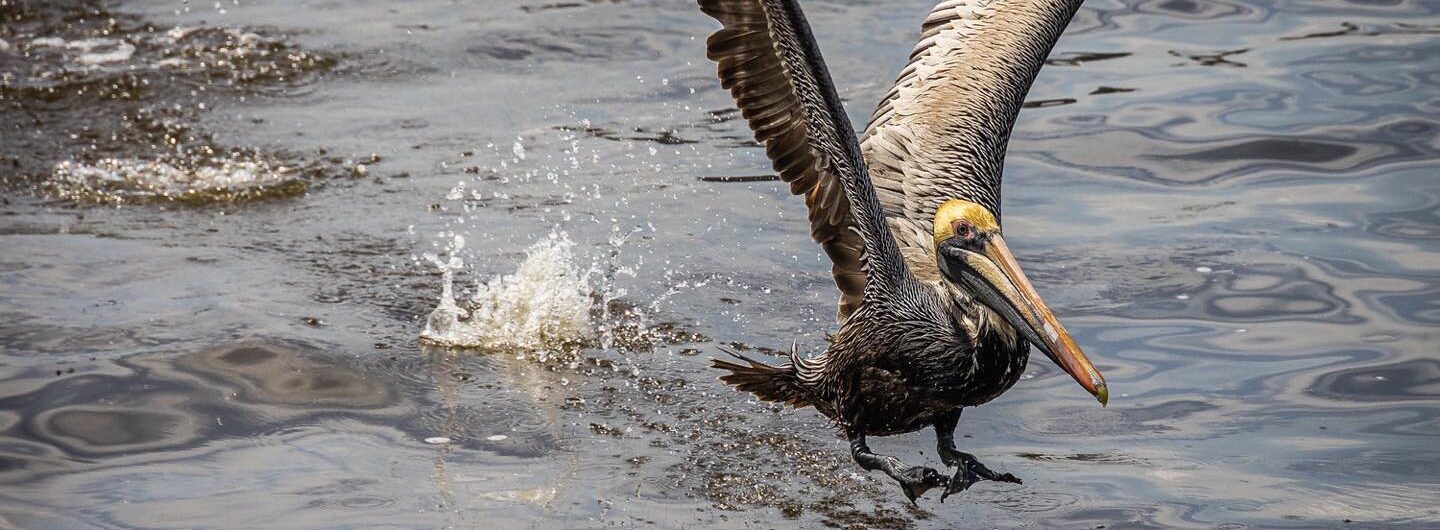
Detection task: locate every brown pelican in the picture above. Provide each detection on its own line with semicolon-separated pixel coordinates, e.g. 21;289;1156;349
700;0;1109;503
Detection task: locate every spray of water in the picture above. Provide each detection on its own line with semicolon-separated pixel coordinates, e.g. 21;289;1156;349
419;233;593;361
415;111;716;365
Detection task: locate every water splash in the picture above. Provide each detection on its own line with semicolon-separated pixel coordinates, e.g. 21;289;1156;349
419;233;593;360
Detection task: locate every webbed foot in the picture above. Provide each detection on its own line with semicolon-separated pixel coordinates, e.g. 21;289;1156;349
896;465;949;504
851;436;950;504
939;453;1022;502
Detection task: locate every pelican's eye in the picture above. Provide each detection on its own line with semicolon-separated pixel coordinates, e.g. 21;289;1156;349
953;219;975;242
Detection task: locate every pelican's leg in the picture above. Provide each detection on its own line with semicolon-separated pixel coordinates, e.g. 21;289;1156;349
934;409;1021;502
850;433;948;504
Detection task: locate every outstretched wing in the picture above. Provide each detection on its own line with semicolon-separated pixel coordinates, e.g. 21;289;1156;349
700;0;909;321
862;0;1085;280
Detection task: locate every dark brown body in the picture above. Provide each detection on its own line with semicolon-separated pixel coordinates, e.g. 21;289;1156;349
717;293;1031;437
841;336;1030;437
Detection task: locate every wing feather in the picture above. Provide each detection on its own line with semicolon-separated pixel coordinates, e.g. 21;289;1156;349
700;0;909;321
861;0;1084;281
698;0;1082;312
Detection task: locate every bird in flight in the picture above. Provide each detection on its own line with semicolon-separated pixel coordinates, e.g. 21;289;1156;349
699;0;1109;503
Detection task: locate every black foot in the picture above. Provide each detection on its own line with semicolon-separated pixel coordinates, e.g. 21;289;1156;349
851;436;950;504
896;465;949;504
939;455;1022;502
932;410;1021;502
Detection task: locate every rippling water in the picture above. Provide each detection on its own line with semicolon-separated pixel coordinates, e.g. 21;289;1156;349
2;0;1438;528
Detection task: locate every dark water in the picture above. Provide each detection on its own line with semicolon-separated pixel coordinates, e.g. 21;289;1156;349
3;0;1439;528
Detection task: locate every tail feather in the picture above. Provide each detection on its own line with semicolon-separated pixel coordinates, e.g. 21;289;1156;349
711;347;813;409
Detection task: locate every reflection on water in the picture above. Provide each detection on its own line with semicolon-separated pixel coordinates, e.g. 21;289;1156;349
2;0;1440;528
1310;359;1440;403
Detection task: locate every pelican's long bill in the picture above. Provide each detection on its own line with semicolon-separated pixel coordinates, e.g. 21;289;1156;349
938;236;1109;405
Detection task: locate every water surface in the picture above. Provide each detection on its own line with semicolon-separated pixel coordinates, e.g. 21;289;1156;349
2;0;1439;528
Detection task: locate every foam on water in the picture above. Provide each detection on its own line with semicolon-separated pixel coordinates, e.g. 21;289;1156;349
419;233;593;360
26;37;138;66
49;157;305;204
154;26;334;84
10;26;332;89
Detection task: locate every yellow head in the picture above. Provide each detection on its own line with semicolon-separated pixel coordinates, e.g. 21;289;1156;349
932;199;1000;248
930;198;1109;406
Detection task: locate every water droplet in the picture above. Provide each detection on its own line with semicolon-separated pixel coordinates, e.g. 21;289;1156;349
419;234;591;354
